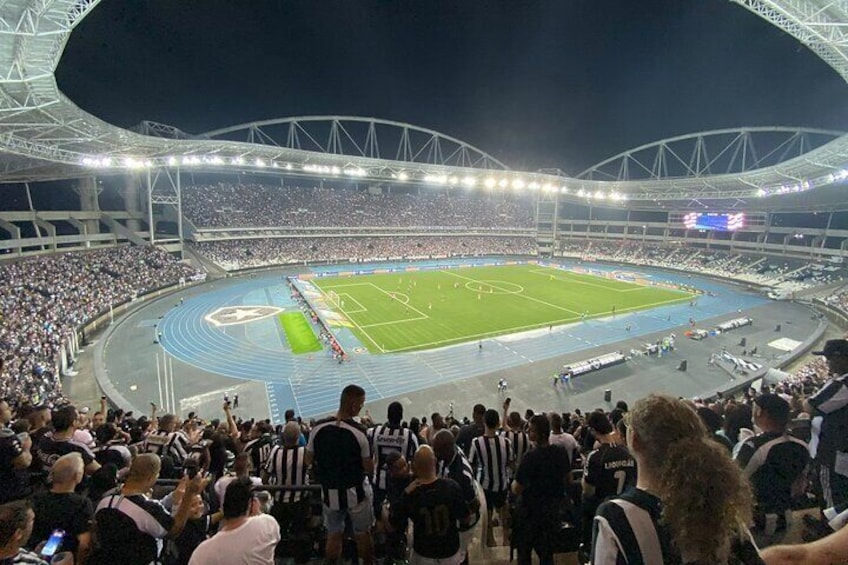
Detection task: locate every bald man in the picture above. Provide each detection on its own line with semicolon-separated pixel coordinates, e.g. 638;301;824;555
394;445;469;565
30;453;93;564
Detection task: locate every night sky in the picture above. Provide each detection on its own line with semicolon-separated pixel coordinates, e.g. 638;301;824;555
56;0;848;174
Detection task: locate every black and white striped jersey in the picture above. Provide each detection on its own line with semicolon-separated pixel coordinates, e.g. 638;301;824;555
142;429;190;465
244;434;278;476
367;424;420;490
502;429;531;474
469;434;512;493
307;417;371;510
592;488;762;565
264;444;310;503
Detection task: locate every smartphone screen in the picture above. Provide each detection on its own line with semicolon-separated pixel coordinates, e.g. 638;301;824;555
40;529;64;557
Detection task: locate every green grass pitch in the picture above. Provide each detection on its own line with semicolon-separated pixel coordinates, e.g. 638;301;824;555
278;312;323;354
313;264;694;353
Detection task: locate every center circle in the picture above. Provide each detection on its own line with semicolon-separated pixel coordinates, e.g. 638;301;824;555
463;280;524;295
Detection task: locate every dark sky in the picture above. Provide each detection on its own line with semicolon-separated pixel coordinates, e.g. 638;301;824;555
56;0;848;174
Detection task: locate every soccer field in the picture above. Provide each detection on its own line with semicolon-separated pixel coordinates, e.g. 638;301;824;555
313;264;694;353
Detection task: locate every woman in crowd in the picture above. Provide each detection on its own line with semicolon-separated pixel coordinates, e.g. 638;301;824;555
592;394;762;565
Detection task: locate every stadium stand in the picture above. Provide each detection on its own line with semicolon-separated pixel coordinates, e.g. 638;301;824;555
1;349;845;564
0;246;203;407
182;183;535;229
192;236;536;270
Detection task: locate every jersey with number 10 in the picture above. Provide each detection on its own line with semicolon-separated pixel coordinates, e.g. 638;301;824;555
583;443;637;500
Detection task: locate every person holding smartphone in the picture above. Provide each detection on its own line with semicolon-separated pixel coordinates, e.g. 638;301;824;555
29;453;93;564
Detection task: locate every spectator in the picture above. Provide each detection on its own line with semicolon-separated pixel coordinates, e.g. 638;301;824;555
0;427;32;504
580;411;636;553
263;422;311;562
548;411;580;467
512;414;570;565
469;408;512;547
592;394;759;564
29;453;93;563
805;339;848;509
89;454;204;565
188;477;281;565
432;429;480;558
0;500;48;565
734;394;809;533
394;445;469;565
243;421;277;478
143;413;191;472
305;385;374;565
501;400;531;475
456;404;486;457
37;405;100;478
213;453;263;511
367;401;419;522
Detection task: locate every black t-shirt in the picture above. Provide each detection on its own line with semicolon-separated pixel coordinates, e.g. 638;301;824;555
455;423;484;457
583;443;637;503
37;433;96;474
397;479;467;559
0;430;30;503
515;444;569;513
734;431;810;513
29;491;94;555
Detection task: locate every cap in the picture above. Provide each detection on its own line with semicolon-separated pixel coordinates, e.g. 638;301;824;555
754;393;790;426
812;339;848;358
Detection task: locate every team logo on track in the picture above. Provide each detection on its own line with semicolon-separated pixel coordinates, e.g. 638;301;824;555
205;306;284;327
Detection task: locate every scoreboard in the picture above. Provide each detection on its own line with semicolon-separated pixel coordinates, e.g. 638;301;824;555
681;212;746;232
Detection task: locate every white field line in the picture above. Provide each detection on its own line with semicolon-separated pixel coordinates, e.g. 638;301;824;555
443;269;583;316
383;293;692;353
338;293;368;314
528;267;647;293
316;286;386;353
360;316;428;328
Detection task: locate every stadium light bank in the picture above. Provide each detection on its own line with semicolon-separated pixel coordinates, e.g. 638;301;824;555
79;152;846;201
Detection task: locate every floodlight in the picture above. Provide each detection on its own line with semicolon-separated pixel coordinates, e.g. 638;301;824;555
512;179;525;190
462;176;476;186
595;191;606;199
528;181;539;190
484;178;496;188
498;178;508;188
560;186;568;193
449;176;459;185
398;171;409;181
255;158;266;167
167;156;178;166
542;183;553;192
285;163;293;170
577;189;585;197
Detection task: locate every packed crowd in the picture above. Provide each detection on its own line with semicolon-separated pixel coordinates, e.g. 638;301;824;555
183;183;535;229
824;287;848;315
2;339;848;565
559;240;847;292
0;247;202;408
192;236;536;270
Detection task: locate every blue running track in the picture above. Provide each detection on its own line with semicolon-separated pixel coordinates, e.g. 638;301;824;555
158;261;768;419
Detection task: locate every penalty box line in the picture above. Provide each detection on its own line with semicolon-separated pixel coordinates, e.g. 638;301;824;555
316;287;386;353
336;293;368;314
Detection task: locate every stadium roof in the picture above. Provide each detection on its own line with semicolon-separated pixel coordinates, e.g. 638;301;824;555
0;0;847;203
